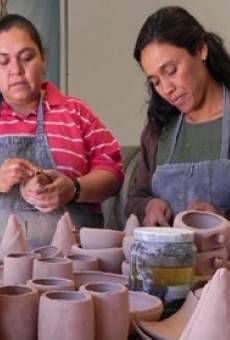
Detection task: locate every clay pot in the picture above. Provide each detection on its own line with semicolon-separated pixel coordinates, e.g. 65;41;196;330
122;236;133;261
32;245;62;258
27;277;75;295
67;253;98;272
80;227;124;249
71;245;125;273
0;214;29;260
129;291;163;334
136;291;198;340
3;252;40;285
51;212;76;256
33;256;74;280
121;260;130;276
124;214;140;236
38;290;94;340
74;271;128;289
173;210;230;251
0;285;39;340
195;247;228;275
80;282;129;340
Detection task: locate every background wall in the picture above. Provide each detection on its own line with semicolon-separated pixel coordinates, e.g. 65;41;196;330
62;0;230;146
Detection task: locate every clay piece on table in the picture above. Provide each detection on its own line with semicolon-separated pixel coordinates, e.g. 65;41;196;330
68;253;98;272
33;256;74;280
195;246;228;275
180;268;230;340
173;210;230;252
27;277;75;295
32;245;63;258
137;291;198;340
121;260;130;276
80;227;124;249
74;270;128;289
122;236;134;262
51;212;76;256
124;214;140;236
0;214;29;261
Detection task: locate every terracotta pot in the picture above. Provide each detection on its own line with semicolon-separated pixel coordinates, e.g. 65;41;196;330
0;214;29;260
74;271;128;289
121;260;130;276
3;252;40;285
32;245;62;258
51;212;76;256
0;285;39;340
129;291;163;334
80;227;124;249
80;282;129;340
33;256;74;280
173;210;230;251
67;253;98;272
195;247;228;275
27;277;75;295
38;290;94;340
71;245;125;273
122;236;133;261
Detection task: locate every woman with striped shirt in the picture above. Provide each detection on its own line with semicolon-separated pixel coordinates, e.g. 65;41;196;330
0;14;123;247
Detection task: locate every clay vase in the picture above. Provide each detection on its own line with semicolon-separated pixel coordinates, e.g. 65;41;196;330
27;277;75;295
33;256;74;280
38;290;95;340
71;244;125;273
0;214;29;260
0;285;39;340
195;247;228;275
68;253;98;272
3;252;40;285
80;227;124;249
124;214;140;236
51;212;76;256
80;282;129;340
32;245;63;258
173;210;230;252
74;271;129;289
122;236;134;262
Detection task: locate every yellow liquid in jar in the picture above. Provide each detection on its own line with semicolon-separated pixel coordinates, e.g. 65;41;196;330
150;266;194;286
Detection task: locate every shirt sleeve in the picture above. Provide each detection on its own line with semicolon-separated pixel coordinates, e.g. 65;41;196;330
126;125;158;224
78;102;124;185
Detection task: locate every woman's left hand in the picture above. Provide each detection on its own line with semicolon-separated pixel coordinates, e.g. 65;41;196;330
187;200;222;215
23;169;75;212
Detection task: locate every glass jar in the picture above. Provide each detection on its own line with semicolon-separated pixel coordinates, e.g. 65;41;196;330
129;227;196;308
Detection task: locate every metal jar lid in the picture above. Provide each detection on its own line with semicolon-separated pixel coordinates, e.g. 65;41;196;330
134;227;194;243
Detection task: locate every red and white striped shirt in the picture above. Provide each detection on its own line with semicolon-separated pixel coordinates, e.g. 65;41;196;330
0;81;124;183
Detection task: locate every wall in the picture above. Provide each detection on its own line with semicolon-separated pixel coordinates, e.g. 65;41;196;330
62;0;230;145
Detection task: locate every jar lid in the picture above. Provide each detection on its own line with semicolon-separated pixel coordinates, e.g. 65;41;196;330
134;227;194;243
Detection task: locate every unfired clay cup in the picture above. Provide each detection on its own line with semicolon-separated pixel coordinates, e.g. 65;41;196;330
3;252;40;285
80;282;129;340
67;253;98;272
32;245;63;258
27;277;75;295
33;256;74;280
80;227;124;249
38;290;94;340
173;210;230;252
74;271;128;289
0;285;39;340
71;245;125;273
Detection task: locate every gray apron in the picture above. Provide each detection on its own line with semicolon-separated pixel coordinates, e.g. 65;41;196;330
0;96;103;248
151;86;230;217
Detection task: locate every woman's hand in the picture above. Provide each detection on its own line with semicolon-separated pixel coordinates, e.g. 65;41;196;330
143;198;172;226
0;158;36;193
22;169;75;212
187;200;222;215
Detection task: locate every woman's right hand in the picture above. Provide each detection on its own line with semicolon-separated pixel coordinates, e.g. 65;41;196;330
0;158;36;193
143;198;172;226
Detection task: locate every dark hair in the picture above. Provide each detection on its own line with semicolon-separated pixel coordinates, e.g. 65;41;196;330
0;14;43;55
134;6;230;134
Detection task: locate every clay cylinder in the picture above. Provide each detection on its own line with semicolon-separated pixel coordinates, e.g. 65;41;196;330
80;227;124;249
27;277;75;295
38;290;94;340
173;210;230;252
33;257;74;280
3;252;40;285
80;282;129;340
0;285;39;340
67;254;98;272
32;245;62;258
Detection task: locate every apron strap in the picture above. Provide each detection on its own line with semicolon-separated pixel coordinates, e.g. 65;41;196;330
220;86;230;159
36;93;44;136
166;113;184;164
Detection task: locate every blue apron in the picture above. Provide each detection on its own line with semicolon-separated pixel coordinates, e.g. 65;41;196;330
151;86;230;216
0;96;103;248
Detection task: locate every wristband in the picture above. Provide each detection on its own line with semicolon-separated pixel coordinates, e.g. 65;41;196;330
71;179;81;202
